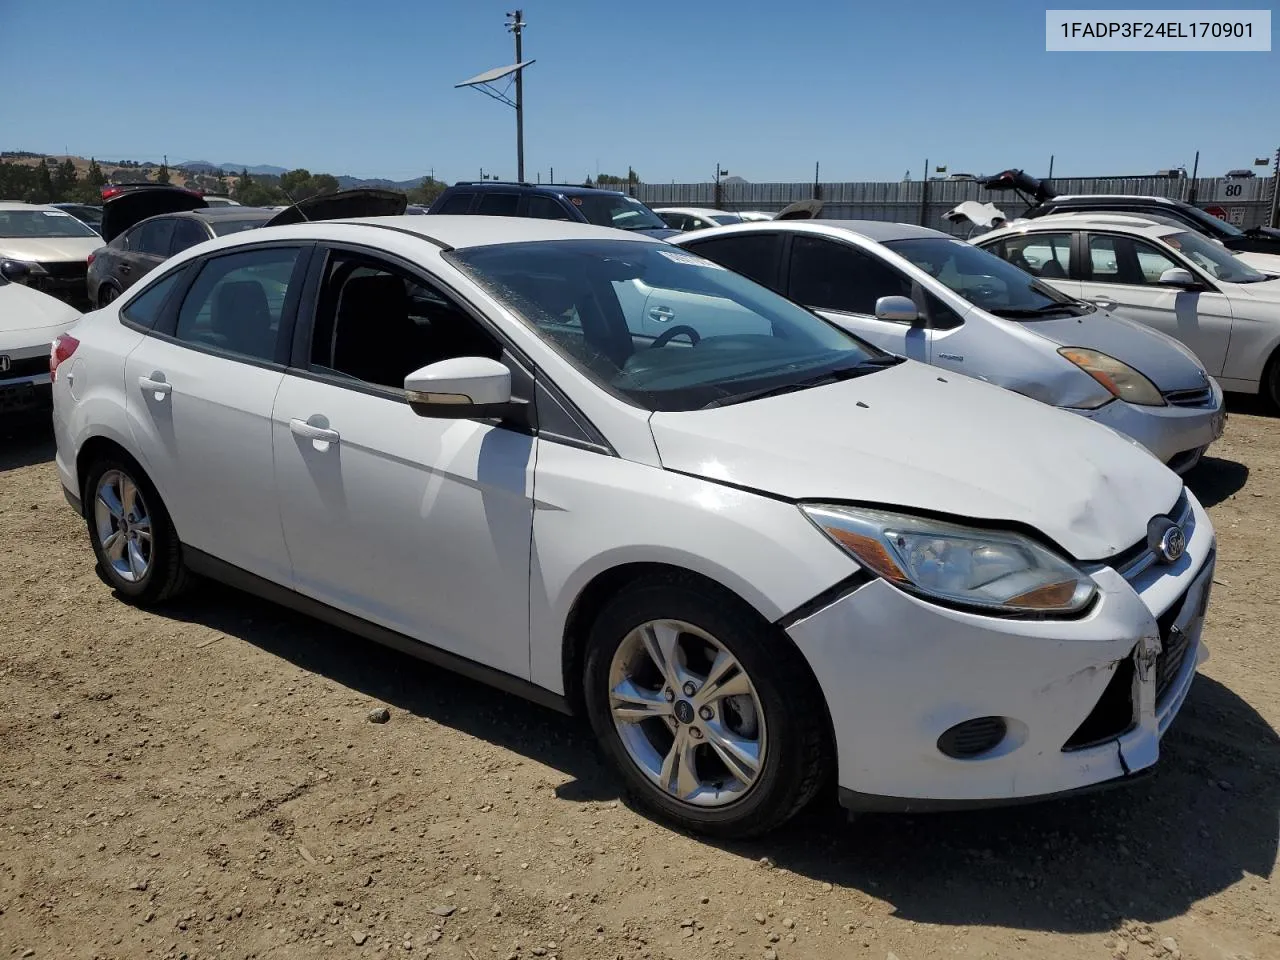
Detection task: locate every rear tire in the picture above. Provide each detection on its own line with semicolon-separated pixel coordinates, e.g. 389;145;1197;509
582;573;831;839
1264;350;1280;413
83;455;188;606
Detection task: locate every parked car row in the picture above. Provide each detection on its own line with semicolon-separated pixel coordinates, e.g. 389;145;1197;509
44;206;1217;838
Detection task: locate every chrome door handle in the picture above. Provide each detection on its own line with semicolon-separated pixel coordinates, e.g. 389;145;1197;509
290;418;340;444
138;375;171;397
648;305;674;322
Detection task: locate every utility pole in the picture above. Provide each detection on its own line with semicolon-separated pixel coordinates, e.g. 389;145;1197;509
1270;147;1280;229
715;163;728;209
1188;150;1200;203
920;157;929;226
813;160;820;200
507;10;526;182
1048;155;1054;180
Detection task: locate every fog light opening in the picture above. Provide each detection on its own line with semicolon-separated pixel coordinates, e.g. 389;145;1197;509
937;716;1009;759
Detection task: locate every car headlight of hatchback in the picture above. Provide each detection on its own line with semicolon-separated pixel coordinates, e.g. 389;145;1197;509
1059;347;1165;407
801;504;1097;615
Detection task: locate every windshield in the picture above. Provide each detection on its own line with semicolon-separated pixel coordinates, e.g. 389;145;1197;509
1164;230;1266;283
0;209;100;239
447;239;889;411
210;218;269;237
571;194;668;231
711;213;743;225
1182;205;1243;237
885;236;1079;318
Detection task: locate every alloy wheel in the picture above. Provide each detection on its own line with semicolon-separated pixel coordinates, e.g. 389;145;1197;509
94;469;153;583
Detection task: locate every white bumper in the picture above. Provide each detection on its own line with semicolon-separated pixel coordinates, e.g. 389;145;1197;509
785;491;1216;810
1077;380;1225;474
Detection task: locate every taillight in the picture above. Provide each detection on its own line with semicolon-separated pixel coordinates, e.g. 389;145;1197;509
86;251;96;266
50;334;79;381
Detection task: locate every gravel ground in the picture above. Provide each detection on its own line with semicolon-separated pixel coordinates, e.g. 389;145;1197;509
1;402;1277;960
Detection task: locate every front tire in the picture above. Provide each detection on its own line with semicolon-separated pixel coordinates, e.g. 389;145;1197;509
1264;350;1280;413
582;574;831;839
83;456;188;605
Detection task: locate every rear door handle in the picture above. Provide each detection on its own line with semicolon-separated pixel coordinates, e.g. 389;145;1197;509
138;375;171;397
119;264;132;275
648;305;674;322
290;418;341;445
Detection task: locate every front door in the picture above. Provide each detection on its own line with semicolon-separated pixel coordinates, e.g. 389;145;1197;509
1076;232;1233;375
271;248;535;678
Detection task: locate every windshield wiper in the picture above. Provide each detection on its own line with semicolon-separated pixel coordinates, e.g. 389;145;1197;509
988;303;1077;318
701;356;903;409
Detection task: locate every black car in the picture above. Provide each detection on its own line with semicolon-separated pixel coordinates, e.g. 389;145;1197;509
86;185;407;305
980;168;1280;257
427;181;679;238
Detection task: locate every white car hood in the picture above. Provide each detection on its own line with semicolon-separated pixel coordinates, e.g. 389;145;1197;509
0;281;82;349
0;236;100;262
1233;251;1280;276
648;360;1182;561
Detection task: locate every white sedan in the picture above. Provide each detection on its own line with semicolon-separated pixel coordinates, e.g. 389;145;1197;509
1;265;81;416
975;214;1280;407
654;207;745;231
52;215;1214;836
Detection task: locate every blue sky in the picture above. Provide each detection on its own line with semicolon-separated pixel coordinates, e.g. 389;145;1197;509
1;0;1274;183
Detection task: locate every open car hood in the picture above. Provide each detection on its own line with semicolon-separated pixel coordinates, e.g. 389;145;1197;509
943;200;1010;230
264;188;408;227
101;186;207;243
979;169;1058;203
776;199;823;220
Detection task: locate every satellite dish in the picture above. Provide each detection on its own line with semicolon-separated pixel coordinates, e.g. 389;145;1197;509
775;199;823;220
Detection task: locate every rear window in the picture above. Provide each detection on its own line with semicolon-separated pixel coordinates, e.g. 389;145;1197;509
476;193;521;217
435;193;474;215
209;218;268;237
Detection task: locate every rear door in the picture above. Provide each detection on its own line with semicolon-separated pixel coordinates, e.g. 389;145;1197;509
169;217;212;256
124;243;310;582
118;217;177;290
1076;231;1232;374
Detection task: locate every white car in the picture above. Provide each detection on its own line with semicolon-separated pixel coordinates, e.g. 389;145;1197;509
0;201;102;306
1;269;81;415
736;211;775;222
974;214;1280;408
655;207;745;231
673;220;1225;473
52;215;1215;836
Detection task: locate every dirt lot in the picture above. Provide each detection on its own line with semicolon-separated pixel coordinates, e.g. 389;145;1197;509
1;403;1277;960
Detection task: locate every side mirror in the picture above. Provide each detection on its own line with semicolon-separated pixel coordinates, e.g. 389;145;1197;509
404;356;520;420
1158;267;1199;289
875;295;921;325
0;259;31;282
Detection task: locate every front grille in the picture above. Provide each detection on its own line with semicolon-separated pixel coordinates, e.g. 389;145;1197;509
1153;577;1201;705
1163;386;1214;407
1;355;50;380
37;260;89;281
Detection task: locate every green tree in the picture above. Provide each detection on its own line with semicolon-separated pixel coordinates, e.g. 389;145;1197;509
85;157;106;190
35;162;55;202
156;162;171;184
53;159;79;200
406;177;447;205
310;173;339;195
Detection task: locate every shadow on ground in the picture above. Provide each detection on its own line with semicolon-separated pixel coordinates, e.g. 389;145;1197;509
1184;454;1249;508
156;580;1278;935
0;416;55;473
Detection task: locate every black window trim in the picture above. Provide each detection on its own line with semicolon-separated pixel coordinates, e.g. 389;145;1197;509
167;215;214;256
285;240;615;454
134;240;316;372
787;233;935;328
117;262;194;333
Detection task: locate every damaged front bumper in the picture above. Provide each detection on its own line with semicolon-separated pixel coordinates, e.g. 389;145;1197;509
784;491;1216;812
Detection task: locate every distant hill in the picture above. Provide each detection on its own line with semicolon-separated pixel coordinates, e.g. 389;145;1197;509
175;160;290;176
335;174;430;191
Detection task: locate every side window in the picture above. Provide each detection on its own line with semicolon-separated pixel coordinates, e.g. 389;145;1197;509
135;218;176;256
657;212;689;230
476;193;521;217
435;192;474;215
1086;235;1147;284
526;196;571;220
1004;232;1072;279
681;234;783;291
1131;238;1181;283
119;267;188;330
309;253;503;391
788;235;911;317
174;247;304;361
170;218;210;254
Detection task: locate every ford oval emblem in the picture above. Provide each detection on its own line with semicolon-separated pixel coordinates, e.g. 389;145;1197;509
1158;524;1186;563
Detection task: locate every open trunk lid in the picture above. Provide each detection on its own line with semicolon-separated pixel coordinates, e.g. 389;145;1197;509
264;188;408;227
100;185;207;243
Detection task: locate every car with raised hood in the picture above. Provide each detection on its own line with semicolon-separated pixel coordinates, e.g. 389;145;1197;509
0;202;102;307
975;213;1280;409
980;168;1280;268
0;265;80;416
86;184;407;305
52;215;1215;837
673;220;1224;474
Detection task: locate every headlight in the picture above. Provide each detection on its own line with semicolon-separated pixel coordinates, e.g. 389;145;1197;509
801;504;1097;615
1059;347;1165;407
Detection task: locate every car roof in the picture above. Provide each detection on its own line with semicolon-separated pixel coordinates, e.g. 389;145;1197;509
682;219;952;242
0;201;51;211
450;181;629;198
188;207;276;222
983;213;1182;241
655;207;734;216
195;214;659;252
1046;194;1182;206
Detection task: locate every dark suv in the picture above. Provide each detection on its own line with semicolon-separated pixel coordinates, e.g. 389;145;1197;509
981;168;1280;256
427;182;678;238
